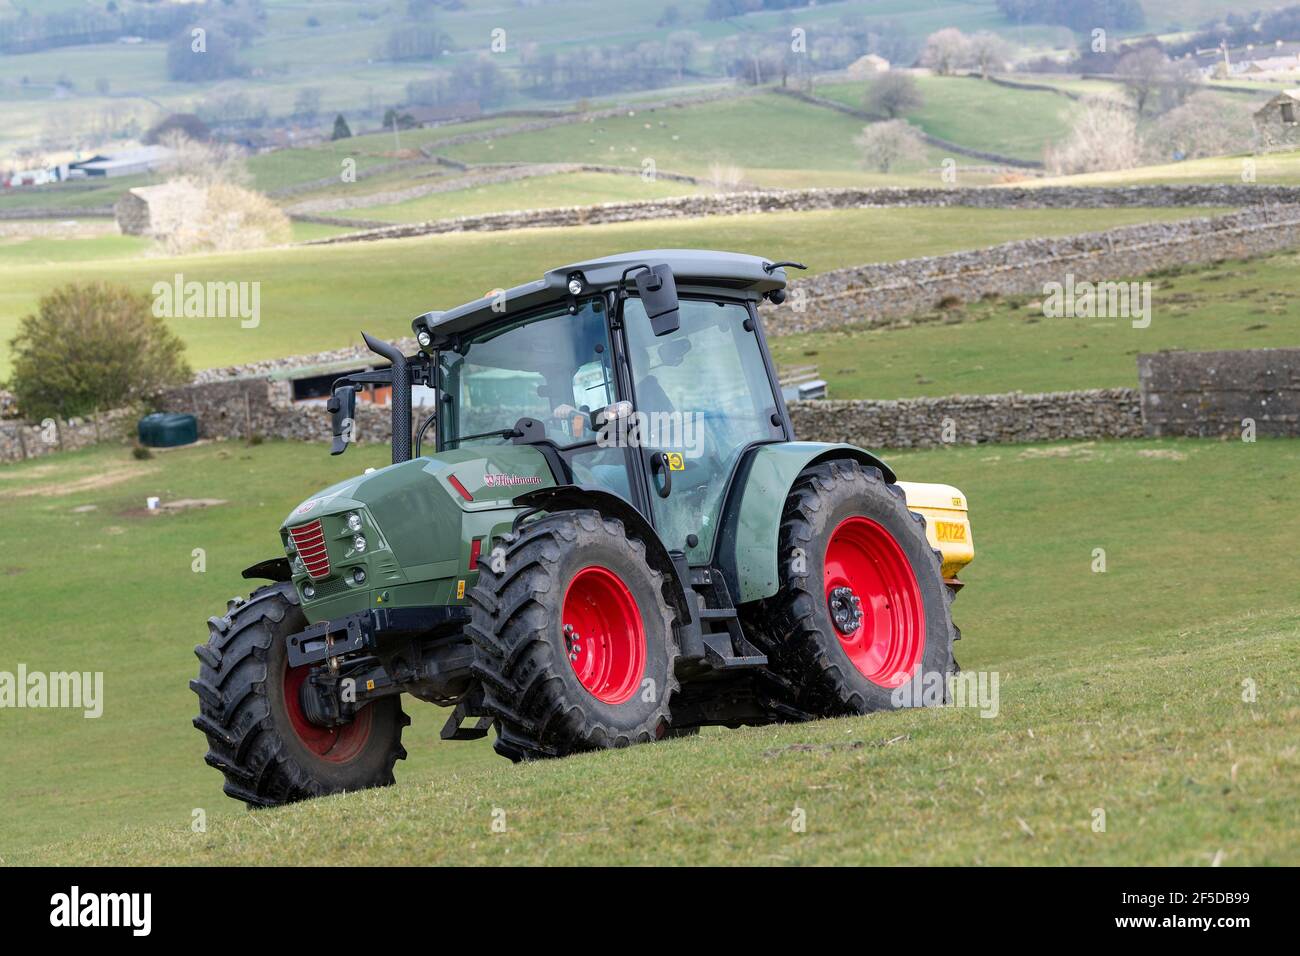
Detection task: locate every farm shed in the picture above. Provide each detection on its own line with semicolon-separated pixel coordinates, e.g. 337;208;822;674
1253;90;1300;151
113;180;203;238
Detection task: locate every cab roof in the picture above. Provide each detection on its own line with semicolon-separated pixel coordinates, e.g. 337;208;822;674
412;249;791;342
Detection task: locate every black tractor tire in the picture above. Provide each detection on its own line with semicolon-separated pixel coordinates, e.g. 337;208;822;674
746;458;957;717
467;510;681;762
190;582;409;808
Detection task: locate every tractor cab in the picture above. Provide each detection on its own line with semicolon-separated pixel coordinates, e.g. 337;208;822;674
193;250;975;806
419;251;796;568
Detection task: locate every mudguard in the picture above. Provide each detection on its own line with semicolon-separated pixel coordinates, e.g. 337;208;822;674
717;442;895;604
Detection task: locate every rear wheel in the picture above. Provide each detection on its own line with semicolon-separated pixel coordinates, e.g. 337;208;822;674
467;510;681;762
191;582;408;807
748;459;956;716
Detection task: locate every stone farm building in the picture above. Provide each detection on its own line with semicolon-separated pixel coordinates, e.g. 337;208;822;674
113;180;202;238
1253;89;1300;151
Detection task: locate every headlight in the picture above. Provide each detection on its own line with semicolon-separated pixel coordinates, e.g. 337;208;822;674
351;568;367;585
353;535;367;553
303;584;316;600
293;555;305;574
345;512;362;532
417;330;432;348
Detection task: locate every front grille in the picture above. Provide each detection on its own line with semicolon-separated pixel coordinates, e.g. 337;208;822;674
289;519;330;579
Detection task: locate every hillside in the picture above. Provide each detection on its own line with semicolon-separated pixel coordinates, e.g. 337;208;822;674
4;436;1297;865
0;204;1213;375
815;75;1079;164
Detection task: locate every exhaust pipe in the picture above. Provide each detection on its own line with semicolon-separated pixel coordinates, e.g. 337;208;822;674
362;331;411;465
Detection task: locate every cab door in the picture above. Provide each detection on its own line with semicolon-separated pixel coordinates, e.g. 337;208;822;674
620;296;786;565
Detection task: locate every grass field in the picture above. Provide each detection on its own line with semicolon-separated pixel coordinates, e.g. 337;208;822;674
816;75;1079;164
1036;151;1300;187
0;223;148;264
0;205;1210;375
436;93;956;184
2;434;1295;865
768;252;1300;399
337;170;706;224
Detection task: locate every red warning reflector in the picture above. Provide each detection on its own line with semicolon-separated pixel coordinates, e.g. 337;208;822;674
468;537;482;570
448;474;473;501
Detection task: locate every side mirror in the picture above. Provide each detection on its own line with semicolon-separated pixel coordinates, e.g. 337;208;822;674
327;385;357;456
635;264;680;336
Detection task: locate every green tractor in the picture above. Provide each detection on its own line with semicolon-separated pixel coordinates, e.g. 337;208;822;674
192;250;975;807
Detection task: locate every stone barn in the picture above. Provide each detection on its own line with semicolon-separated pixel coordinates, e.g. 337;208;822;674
1253;89;1300;151
113;181;202;238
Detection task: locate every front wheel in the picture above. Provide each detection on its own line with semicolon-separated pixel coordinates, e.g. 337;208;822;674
467;510;681;762
190;582;409;807
748;459;957;716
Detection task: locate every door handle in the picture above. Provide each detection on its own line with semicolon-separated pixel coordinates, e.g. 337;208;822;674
649;450;672;498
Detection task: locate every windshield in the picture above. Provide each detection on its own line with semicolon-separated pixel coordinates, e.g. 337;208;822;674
437;298;615;450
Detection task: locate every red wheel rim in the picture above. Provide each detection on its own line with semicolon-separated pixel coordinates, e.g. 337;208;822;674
823;516;925;688
283;663;374;763
561;565;647;705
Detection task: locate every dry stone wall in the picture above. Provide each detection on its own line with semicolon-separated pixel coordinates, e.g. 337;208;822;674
788;389;1143;448
761;205;1300;334
303;184;1300;246
0;409;134;463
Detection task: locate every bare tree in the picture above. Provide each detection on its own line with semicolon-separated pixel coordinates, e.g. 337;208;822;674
1147;92;1253;162
158;131;251;187
920;28;971;75
1044;97;1140;175
968;31;1011;78
707;162;747;192
865;72;923;118
666;31;699;83
1116;46;1172;116
161;181;291;255
855;119;928;172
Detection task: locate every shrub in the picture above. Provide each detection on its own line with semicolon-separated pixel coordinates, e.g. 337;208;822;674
1044;96;1140;175
707;162;746;192
4;283;192;421
159;179;291;255
855;119;928;172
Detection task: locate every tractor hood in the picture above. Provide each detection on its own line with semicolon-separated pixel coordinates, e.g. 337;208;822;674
280;445;556;619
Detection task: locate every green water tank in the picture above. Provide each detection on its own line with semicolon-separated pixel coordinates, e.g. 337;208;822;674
138;412;198;448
